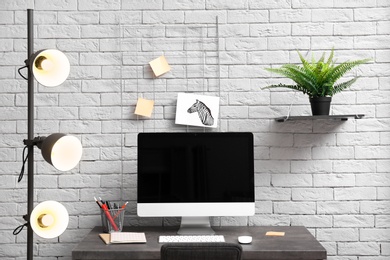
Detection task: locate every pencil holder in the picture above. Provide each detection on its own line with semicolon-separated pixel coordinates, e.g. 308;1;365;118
101;208;125;233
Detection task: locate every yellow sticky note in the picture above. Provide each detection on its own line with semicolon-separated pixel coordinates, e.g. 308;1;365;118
134;98;154;117
266;231;285;236
149;56;171;77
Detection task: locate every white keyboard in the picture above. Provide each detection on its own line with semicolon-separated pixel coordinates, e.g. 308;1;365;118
159;235;225;243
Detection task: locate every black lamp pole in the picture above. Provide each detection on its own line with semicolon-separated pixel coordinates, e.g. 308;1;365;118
26;8;35;260
18;9;76;259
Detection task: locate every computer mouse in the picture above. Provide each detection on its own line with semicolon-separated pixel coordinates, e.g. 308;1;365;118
238;235;252;244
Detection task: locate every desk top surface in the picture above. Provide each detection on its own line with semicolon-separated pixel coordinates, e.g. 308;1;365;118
72;226;326;260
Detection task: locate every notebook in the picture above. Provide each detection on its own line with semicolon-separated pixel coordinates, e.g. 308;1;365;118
99;233;111;244
265;231;285;236
101;232;147;244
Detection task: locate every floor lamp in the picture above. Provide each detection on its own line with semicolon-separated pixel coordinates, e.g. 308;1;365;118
13;9;82;260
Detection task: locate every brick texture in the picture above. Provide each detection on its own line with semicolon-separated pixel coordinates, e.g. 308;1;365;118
0;0;389;259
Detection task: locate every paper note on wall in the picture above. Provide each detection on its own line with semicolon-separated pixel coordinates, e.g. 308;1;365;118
149;56;171;77
134;98;154;117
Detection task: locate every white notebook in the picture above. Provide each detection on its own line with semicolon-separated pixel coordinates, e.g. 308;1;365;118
110;232;147;244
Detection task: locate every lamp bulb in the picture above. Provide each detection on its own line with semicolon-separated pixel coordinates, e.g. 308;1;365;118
38;214;55;228
40;58;54;71
34;56;53;71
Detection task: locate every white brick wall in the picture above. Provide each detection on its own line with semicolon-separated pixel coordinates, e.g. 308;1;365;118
1;0;389;259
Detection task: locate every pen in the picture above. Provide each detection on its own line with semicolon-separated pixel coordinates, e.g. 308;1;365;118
113;201;128;220
94;196;102;208
94;197;119;231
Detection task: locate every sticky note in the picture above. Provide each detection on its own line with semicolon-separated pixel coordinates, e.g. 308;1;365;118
149;56;171;77
134;98;154;117
265;231;285;236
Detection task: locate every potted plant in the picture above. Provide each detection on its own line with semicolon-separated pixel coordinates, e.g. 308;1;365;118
263;49;370;115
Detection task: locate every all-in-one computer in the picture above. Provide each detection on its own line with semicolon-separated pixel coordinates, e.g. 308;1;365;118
137;132;255;235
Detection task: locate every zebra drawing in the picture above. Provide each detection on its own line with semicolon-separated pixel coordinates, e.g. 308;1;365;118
187;99;214;126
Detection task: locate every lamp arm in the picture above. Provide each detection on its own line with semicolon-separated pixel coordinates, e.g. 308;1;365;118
18;137;47;183
23;136;46;149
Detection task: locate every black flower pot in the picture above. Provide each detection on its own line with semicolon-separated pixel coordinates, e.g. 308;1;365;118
309;97;332;115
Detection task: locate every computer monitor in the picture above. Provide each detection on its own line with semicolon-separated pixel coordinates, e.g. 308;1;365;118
137;132;255;235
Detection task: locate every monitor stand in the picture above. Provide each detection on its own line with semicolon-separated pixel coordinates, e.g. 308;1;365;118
177;217;215;235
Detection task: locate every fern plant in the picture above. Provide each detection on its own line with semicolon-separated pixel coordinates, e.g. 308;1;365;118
264;50;370;98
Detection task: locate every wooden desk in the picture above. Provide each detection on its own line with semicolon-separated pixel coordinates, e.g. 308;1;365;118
72;226;326;260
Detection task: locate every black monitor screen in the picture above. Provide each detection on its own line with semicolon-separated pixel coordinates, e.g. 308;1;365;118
137;132;255;203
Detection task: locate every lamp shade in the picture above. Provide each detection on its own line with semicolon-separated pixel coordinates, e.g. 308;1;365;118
30;201;69;239
40;133;82;171
31;49;70;87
